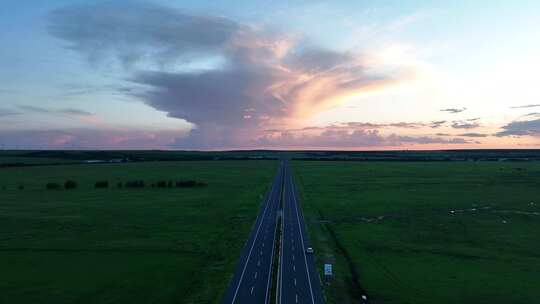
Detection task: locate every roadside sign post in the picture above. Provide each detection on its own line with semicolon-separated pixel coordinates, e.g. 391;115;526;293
324;264;333;283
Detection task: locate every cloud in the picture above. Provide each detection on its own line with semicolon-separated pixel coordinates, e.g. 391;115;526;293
457;132;488;138
496;119;540;137
58;108;94;116
451;121;480;129
0;128;186;149
440;107;467;114
50;2;411;149
510;104;540;109
430;120;446;128
18;105;93;116
0;109;20;116
265;121;436;134
255;128;471;148
49;2;240;67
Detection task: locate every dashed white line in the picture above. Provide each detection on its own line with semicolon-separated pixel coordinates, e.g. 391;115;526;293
293;265;296;272
254;272;258;279
295;294;298;303
294;278;297;286
250;286;254;295
257;260;261;266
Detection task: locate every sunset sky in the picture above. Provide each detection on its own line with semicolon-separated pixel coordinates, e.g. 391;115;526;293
1;0;540;149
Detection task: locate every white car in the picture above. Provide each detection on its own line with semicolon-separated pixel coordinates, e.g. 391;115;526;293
306;247;314;254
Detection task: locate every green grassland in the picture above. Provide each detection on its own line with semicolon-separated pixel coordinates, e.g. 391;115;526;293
0;160;277;304
294;161;540;304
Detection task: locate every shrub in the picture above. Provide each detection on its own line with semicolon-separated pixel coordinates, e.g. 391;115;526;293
156;180;167;188
117;182;123;188
125;180;145;188
18;184;24;190
175;180;206;188
64;180;77;189
95;181;109;188
168;180;173;188
46;182;62;190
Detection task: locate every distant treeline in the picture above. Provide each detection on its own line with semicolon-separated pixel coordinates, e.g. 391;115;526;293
3;149;540;166
292;157;537;162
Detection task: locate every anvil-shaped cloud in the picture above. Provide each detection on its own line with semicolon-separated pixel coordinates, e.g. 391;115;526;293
50;2;409;149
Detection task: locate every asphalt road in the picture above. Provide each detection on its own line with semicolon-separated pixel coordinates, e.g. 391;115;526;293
221;162;284;304
279;161;325;304
222;161;325;304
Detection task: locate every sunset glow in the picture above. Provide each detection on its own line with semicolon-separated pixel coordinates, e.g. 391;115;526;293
1;0;539;149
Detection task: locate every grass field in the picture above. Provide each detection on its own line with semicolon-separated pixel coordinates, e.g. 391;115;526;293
0;160;277;304
294;161;540;304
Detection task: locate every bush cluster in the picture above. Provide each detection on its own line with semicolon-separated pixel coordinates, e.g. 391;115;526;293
95;181;109;189
176;180;207;188
125;180;145;188
64;180;77;189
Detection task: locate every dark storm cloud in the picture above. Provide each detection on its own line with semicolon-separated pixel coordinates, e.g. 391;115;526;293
49;2;409;149
440;107;467;114
496;119;540;137
49;2;240;67
510;104;540;109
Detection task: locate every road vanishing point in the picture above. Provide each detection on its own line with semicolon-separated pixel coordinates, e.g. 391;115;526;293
221;160;325;304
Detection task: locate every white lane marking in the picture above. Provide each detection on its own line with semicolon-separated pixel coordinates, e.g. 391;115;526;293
292;255;295;261
230;168;280;304
258;260;261;266
254;271;258;279
294;278;297;286
291;176;316;304
260;250;263;256
296;294;298;303
262;243;265;247
293;265;296;272
251;286;254;295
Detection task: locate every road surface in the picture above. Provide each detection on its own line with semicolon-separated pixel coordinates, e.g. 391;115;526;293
222;160;326;304
221;162;284;304
279;161;325;304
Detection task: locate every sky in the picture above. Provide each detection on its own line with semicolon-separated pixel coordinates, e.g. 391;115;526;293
1;0;540;150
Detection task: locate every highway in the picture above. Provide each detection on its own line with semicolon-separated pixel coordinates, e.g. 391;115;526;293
279;161;325;304
222;160;325;304
221;162;284;304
